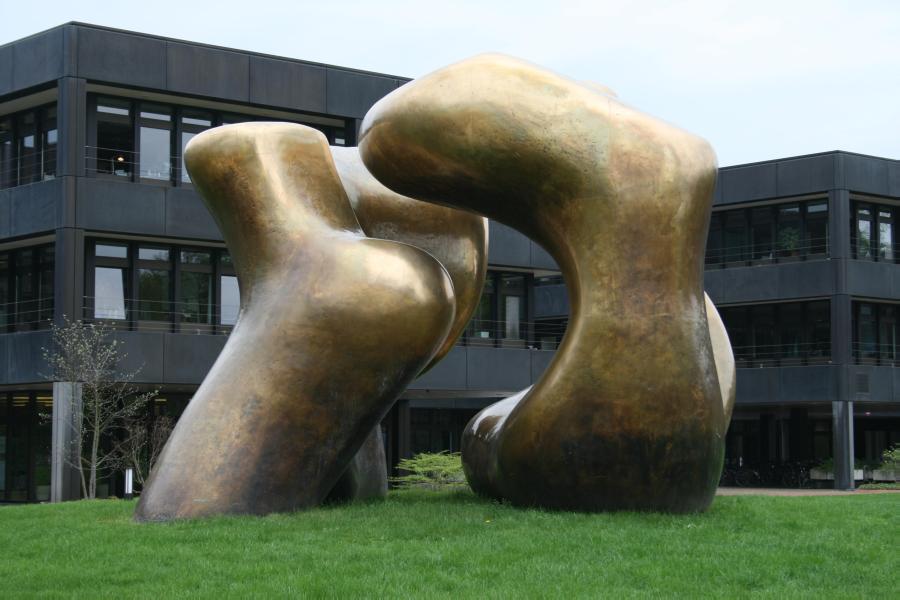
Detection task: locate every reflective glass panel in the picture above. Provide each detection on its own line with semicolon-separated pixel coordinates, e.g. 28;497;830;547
878;208;893;261
180;271;212;324
857;303;877;361
220;275;239;325
751;208;773;261
96;244;128;259
17;112;38;185
806;201;828;255
180;250;211;265
857;207;873;259
776;204;801;258
0;118;14;189
137;269;170;321
139;126;171;180
139;247;170;262
96;98;133;177
879;305;897;363
94;267;126;319
42;105;57;180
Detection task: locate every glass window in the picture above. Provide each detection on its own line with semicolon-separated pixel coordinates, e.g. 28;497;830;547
38;246;54;324
776;204;801;258
1;117;15;189
16;112;38;185
0;254;8;327
220;275;239;326
706;213;722;266
751;305;776;362
96;243;128;259
751;208;773;261
137;269;170;321
723;212;746;263
778;303;803;360
138;247;170;262
857;303;877;362
180;110;213;183
856;206;873;259
877;208;893;261
14;249;35;328
42;106;57;181
499;274;525;344
466;276;495;343
806;301;830;361
180;271;212;324
139;105;172;181
721;307;749;364
94;267;126;319
95;97;134;178
180;250;210;265
879;305;897;364
806;201;828;255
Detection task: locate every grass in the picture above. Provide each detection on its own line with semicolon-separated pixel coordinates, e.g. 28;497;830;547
0;490;896;598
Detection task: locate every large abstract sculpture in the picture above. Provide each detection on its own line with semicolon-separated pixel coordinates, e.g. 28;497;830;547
135;126;488;520
134;124;459;520
359;54;736;512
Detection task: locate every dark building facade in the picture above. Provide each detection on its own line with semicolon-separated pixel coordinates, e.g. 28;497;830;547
0;23;897;502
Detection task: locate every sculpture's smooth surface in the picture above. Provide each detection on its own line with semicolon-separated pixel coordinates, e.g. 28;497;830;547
328;147;488;502
135;123;454;520
360;54;733;512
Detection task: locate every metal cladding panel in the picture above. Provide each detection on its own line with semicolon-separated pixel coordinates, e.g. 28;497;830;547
487;221;531;267
851;365;894;403
466;346;531;391
0;189;11;238
530;350;555;382
843;154;889;196
719;163;777;204
249;56;326;113
11;28;65;91
165;187;221;240
845;260;896;299
76;27;166;89
779;366;837;402
530;241;558;270
735;367;778;404
6;331;51;384
9;179;63;237
0;43;12;95
888;161;900;197
410;345;467;390
76;178;166;235
775;154;835;197
325;69;398;118
166;42;250;102
111;331;165;383
534;284;569;318
163;333;225;384
704;260;833;305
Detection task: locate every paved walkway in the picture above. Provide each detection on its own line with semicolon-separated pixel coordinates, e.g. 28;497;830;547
717;487;900;496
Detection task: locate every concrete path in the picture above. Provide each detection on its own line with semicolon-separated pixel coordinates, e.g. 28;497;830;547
717;487;900;496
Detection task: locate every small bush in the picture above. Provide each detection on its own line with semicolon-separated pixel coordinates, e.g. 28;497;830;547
391;452;468;490
858;482;900;490
880;444;900;470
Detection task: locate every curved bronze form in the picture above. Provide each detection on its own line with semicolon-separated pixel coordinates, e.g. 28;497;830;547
360;54;733;512
327;147;488;502
135;123;454;520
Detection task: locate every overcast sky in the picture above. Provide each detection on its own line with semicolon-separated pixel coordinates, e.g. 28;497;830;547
3;0;898;166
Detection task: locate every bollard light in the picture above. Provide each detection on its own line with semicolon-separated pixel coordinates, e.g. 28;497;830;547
125;468;134;500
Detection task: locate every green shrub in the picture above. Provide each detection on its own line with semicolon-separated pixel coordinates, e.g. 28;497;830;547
390;451;468;490
880;444;900;470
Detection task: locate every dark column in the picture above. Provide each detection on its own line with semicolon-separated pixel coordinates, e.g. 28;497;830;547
829;187;855;489
57;77;86;178
54;227;84;324
832;400;855;490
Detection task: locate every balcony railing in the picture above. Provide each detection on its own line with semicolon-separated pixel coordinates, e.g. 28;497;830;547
852;342;900;366
705;237;828;269
732;341;831;368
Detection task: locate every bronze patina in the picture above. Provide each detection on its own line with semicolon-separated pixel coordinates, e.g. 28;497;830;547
135;123;456;520
359;54;735;512
328;147;488;502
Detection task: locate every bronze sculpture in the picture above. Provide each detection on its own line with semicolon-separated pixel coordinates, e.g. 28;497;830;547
135;128;487;520
134;123;458;520
359;54;735;512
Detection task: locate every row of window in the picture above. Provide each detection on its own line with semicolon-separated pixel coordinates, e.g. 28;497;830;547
88;95;346;186
852;202;897;262
0;244;54;330
0;393;53;502
854;302;900;365
464;272;529;347
718;301;831;367
0;105;57;190
706;199;828;267
87;240;238;333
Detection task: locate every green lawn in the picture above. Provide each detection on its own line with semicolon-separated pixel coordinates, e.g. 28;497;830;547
0;490;896;598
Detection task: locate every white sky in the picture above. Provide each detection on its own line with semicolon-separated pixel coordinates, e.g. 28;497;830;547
2;0;898;166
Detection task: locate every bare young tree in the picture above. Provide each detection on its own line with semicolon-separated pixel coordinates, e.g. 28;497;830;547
42;317;158;499
114;414;173;488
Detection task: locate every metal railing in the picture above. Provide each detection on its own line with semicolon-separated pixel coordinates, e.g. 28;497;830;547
852;342;900;366
731;341;831;367
705;237;829;268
